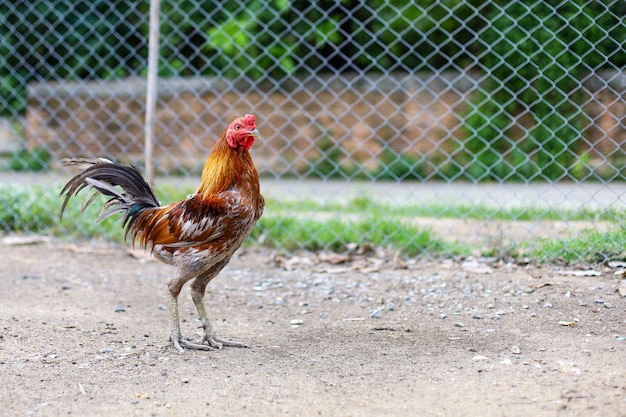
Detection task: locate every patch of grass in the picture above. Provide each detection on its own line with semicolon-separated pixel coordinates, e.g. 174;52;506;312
263;196;619;223
251;215;469;257
0;184;124;241
530;227;626;264
0;185;57;232
1;183;623;264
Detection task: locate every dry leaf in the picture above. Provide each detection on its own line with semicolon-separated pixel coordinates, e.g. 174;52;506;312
2;236;50;246
63;244;114;255
314;266;351;274
272;255;312;271
559;270;601;277
461;261;494;274
318;253;353;265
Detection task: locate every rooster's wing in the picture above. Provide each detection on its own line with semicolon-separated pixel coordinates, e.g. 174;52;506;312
139;192;243;249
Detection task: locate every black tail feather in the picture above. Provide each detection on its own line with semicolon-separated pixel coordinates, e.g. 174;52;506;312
60;159;160;231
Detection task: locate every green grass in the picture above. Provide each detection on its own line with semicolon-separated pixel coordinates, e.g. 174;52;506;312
530;227;626;264
264;195;621;223
250;215;469;257
1;183;624;264
0;184;125;241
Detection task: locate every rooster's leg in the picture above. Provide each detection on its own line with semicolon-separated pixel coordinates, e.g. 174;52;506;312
167;273;213;352
189;278;249;349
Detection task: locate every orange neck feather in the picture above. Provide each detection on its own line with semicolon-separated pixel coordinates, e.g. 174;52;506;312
196;135;256;197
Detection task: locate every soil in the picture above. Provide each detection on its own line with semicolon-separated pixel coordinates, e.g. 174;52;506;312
1;239;625;416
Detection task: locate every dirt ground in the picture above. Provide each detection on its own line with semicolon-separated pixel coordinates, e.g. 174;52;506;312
1;239;625;417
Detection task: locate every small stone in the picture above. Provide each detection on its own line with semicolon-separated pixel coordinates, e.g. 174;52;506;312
114;305;126;313
370;309;382;319
542;303;552;309
439;313;448;319
511;345;521;354
472;314;484;320
472;355;488;361
386;302;396;311
157;304;167;311
99;347;113;353
289;319;304;326
494;310;506;316
454;322;465;328
501;356;512;365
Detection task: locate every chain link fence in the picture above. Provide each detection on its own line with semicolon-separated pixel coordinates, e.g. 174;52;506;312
1;0;625;263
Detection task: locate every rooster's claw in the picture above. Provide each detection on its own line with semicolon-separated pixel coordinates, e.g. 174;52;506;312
171;334;249;352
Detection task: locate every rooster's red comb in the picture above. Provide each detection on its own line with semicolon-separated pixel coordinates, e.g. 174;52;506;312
243;114;256;126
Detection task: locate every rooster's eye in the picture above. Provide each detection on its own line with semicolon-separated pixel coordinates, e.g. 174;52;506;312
235;125;241;130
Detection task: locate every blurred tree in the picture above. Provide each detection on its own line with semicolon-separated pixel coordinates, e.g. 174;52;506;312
461;0;625;182
0;0;147;115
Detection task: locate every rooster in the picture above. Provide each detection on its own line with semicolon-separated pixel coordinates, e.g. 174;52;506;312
60;114;264;352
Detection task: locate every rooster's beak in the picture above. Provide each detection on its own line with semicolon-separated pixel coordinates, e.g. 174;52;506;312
249;128;260;138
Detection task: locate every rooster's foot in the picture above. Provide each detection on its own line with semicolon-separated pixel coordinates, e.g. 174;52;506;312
172;336;213;352
171;333;249;352
195;333;250;350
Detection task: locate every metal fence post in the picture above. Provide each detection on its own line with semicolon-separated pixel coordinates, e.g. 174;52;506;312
144;0;161;185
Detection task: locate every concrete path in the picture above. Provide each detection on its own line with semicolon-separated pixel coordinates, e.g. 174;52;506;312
2;173;626;211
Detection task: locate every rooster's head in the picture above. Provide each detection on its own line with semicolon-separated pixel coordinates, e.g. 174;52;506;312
225;114;260;151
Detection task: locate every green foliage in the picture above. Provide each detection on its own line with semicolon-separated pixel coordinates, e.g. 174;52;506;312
462;0;623;182
9;147;51;172
0;185;56;232
303;138;361;179
202;0;296;79
0;0;147;115
372;150;432;181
